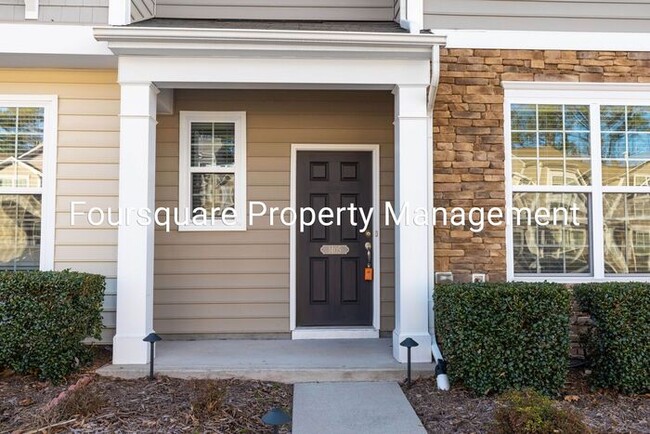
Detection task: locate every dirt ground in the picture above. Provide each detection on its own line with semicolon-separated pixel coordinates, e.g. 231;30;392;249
2;349;648;434
1;348;292;433
403;370;650;434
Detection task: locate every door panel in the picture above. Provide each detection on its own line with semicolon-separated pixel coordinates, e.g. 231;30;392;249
296;151;373;327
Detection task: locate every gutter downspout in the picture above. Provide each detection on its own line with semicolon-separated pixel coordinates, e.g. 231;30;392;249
427;43;450;391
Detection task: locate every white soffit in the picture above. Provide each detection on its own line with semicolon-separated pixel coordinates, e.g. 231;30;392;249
0;24;115;68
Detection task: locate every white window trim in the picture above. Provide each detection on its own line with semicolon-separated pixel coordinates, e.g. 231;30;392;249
503;82;650;283
178;111;247;231
0;95;57;271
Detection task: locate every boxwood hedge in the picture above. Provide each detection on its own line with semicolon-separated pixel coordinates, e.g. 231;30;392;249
0;270;104;383
435;282;571;396
574;282;649;394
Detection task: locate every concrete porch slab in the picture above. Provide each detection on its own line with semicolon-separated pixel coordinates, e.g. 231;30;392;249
97;338;434;383
292;382;426;434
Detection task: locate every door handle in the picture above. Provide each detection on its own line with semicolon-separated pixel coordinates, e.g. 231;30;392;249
364;242;373;281
365;242;372;266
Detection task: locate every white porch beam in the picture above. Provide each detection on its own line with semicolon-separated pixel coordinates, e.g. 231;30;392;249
392;84;432;363
118;56;431;88
113;82;158;365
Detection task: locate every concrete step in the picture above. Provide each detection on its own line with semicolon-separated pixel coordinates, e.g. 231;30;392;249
292;382;426;434
97;338;435;383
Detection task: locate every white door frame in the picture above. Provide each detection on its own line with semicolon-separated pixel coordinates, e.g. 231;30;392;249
290;144;381;339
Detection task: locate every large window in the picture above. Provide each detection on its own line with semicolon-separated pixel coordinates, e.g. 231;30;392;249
0;97;56;271
178;111;247;230
505;84;650;281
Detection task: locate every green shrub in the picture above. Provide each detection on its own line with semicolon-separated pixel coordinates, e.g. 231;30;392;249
436;282;570;396
0;270;105;383
574;282;650;394
491;389;590;434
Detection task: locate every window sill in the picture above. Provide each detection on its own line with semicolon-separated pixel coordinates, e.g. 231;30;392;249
510;275;650;284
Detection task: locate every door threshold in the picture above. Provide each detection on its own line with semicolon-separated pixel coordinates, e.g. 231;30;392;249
292;327;379;340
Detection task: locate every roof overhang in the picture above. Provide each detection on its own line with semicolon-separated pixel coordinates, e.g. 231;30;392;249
93;26;446;59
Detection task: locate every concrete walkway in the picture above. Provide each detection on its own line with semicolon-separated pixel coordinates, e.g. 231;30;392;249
98;338;434;382
292;382;426;434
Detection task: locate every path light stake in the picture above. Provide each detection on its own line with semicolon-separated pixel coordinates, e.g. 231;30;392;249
400;338;419;388
262;407;291;434
143;332;162;380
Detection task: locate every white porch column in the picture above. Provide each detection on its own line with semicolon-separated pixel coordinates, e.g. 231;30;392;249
392;84;433;363
113;83;158;364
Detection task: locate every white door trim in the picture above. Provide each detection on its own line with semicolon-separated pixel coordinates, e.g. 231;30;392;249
290;144;381;339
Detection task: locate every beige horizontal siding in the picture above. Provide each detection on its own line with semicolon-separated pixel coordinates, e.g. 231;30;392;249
0;69;119;343
156;0;393;21
155;89;395;335
424;0;650;32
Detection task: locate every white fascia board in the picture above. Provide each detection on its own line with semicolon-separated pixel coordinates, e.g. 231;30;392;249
117;55;431;87
0;24;113;56
436;29;650;51
94;26;446;58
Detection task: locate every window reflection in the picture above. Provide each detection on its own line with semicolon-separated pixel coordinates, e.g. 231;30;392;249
601;105;650;187
511;104;591;186
604;193;650;274
512;193;591;275
0;107;44;270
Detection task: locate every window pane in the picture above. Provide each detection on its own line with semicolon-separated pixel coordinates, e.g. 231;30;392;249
538;105;563;130
630;160;650;186
565;132;590;157
601;133;626;158
511;104;537;130
17;107;44;134
538;132;563;158
565;160;591;185
512;158;538;186
0;194;41;271
627;106;650;132
511;132;537;158
602;159;628;186
565;105;590;131
190;122;235;168
628;133;650;158
604;193;650;274
0;107;16;134
538;159;565;185
512;192;591;275
0;106;44;189
191;173;235;216
601;105;626;131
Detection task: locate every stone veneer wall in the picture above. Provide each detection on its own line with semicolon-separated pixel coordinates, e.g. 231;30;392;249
433;49;650;283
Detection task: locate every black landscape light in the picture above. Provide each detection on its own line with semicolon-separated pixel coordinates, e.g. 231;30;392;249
143;332;162;380
400;337;419;388
262;407;291;434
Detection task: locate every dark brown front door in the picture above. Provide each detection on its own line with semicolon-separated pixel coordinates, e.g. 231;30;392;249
296;151;374;327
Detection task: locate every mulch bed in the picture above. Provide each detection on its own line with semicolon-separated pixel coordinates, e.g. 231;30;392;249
1;347;292;433
403;370;650;434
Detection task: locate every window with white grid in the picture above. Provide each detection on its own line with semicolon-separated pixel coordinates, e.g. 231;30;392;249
178;111;247;231
505;84;650;281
